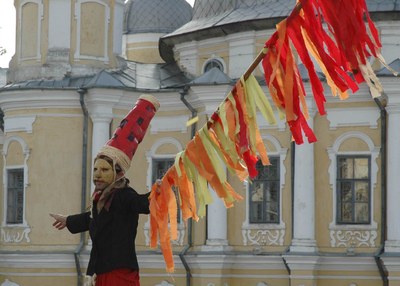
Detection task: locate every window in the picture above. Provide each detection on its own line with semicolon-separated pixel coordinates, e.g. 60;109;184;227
336;156;370;224
203;58;224;73
6;169;24;224
249;157;280;224
152;158;180;223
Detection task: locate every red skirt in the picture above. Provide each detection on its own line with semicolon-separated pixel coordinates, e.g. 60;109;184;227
95;268;140;286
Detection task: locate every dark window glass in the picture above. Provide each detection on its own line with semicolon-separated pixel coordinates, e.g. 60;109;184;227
337;156;370;224
7;169;24;224
249;157;280;224
204;59;224;73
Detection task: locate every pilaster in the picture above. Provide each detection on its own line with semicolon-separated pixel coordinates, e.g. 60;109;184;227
290;97;317;253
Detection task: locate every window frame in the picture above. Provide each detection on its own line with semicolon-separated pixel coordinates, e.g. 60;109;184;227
202;57;226;74
151;157;181;224
2;136;30;229
241;135;288;247
6;168;25;225
336;155;371;225
249;156;280;224
327;131;379;248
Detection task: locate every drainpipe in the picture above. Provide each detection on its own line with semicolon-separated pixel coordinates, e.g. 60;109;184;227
281;141;296;285
75;88;89;286
373;94;388;286
179;86;196;286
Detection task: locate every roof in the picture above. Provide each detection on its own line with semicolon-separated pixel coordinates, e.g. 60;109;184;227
161;0;400;45
0;61;192;91
190;67;233;85
376;58;400;76
124;0;192;34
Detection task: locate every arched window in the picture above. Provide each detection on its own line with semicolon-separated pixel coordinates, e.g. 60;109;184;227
327;131;379;248
249;156;280;224
203;58;224;73
242;135;288;247
2;136;30;227
1;136;31;244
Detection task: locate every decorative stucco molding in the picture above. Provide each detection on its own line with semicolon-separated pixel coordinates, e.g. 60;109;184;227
242;228;285;246
4;116;36;133
326;107;380;130
0;226;31;243
329;229;378;248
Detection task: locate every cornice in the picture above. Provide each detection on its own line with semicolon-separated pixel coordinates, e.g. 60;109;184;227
0;253;80;269
0;90;81;111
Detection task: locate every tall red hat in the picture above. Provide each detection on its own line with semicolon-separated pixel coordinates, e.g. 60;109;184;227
96;94;160;172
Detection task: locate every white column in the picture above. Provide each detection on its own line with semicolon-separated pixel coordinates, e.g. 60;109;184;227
290;98;317;253
91;117;112;161
207;189;228;243
87;105;114;193
385;93;400;253
203;186;231;251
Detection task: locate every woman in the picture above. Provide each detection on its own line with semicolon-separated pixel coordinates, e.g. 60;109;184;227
51;94;160;286
51;155;151;285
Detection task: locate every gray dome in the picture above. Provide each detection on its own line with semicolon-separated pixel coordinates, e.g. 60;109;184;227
124;0;193;34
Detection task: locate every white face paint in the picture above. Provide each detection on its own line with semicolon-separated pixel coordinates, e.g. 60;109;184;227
93;158;115;190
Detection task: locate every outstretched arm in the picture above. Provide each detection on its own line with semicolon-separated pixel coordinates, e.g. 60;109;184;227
50;212;91;233
50;213;67;230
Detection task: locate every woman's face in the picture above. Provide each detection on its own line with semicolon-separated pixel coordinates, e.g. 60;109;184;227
93;158;115;190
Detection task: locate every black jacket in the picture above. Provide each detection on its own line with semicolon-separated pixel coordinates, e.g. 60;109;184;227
66;187;150;275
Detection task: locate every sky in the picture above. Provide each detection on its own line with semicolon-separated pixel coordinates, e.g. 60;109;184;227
0;0;195;68
0;0;15;68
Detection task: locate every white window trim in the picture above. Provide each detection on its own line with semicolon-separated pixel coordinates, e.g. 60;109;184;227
2;136;30;227
242;135;287;246
202;56;226;74
144;137;186;246
1;136;31;244
327;131;379;247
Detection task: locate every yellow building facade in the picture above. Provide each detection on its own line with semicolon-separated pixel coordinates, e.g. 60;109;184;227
1;0;400;286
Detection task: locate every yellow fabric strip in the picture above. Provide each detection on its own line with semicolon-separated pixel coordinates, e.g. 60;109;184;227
241;76;269;165
210;122;249;181
212;121;238;165
174;151;184;177
182;153;212;217
218;99;230;139
246;74;277;125
235;79;256;156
